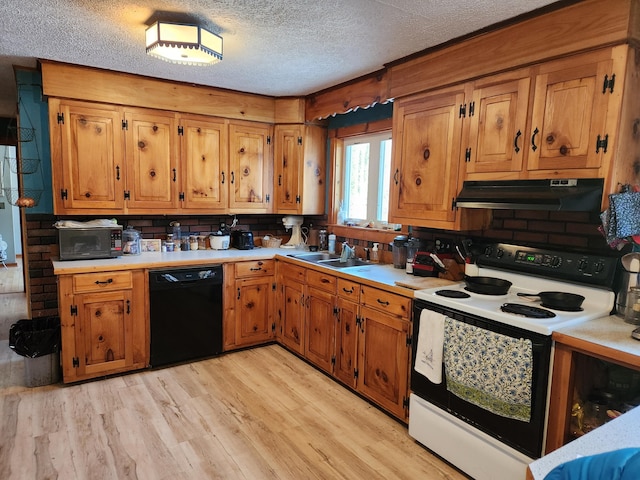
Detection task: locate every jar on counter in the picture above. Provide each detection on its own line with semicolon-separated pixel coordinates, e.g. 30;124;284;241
122;226;141;255
198;235;207;250
190;235;199;251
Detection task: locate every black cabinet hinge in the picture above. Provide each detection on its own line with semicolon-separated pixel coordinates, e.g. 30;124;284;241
70;305;78;316
72;357;79;368
406;334;412;346
297;136;302;145
602;74;615;94
468;101;475;117
271;322;276;333
178;125;184;136
451;197;456;211
465;148;471;162
596;134;609;154
60;189;68;200
403;396;410;409
57;112;64;124
296;194;301;204
124;191;130;200
122;120;128;130
331;355;336;366
458;104;466;118
266;194;270;203
179;192;185;201
267;135;271;145
272;282;277;291
354;368;359;379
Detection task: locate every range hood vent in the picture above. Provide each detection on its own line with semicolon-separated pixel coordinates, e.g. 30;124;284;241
455;178;604;212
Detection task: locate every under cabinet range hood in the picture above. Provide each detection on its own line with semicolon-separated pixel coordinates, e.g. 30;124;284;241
454;178;604;211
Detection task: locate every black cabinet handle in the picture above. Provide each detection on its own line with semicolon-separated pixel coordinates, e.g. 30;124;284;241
126;300;130;314
172;168;177;182
94;279;113;286
221;171;225;184
514;130;522;153
116;165;120;181
531;127;539;152
393;169;399;185
377;299;390;306
231;171;235;184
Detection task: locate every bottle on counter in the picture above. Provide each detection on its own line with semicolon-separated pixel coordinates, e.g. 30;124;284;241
170;221;181;250
319;229;327;251
328;233;336;254
371;243;379;263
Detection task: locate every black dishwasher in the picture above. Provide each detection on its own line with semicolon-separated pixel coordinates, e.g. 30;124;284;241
149;265;223;367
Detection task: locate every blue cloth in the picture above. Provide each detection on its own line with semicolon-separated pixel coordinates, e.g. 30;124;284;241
544;448;640;480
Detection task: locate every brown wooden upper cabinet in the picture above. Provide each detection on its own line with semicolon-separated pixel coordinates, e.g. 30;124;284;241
389;46;628;229
50;99;274;215
228;121;274;214
274;124;327;215
465;48;623;181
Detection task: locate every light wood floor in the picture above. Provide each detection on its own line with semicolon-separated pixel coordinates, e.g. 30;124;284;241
0;263;468;480
0;342;468;480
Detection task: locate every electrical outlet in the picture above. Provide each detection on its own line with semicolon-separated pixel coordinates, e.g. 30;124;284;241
434;238;452;253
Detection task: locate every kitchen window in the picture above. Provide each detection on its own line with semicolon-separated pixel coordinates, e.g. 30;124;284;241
342;131;392;224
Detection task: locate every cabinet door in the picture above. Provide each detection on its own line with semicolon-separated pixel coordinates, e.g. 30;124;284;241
274;124;303;213
75;290;134;378
357;306;410;420
389;87;466;225
527;54;613;173
466;74;530;176
235;276;274;346
180;116;229;211
280;275;305;354
55;100;125;211
335;296;359;389
125;109;179;210
305;288;335;373
229;122;273;213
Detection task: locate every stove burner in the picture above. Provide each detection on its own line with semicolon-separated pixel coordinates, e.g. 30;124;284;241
501;303;556;318
435;289;471;299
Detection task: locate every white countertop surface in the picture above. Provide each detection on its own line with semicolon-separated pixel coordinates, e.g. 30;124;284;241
528;406;640;478
51;247;449;296
554;314;640;357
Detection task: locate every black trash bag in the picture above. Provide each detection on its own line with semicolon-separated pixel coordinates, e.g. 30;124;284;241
9;317;61;358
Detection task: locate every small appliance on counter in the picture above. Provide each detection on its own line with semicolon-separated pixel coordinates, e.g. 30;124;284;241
232;230;254;250
209;232;230;250
281;216;307;249
55;219;123;261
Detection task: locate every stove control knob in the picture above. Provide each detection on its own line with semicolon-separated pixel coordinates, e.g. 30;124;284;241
551;256;562;267
496;248;504;259
578;258;589;272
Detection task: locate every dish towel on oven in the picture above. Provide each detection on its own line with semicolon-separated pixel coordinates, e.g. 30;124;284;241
443;318;533;422
414;309;446;384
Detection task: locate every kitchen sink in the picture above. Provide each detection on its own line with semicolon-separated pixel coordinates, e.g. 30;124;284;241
287;252;370;269
287;252;339;262
317;258;370;269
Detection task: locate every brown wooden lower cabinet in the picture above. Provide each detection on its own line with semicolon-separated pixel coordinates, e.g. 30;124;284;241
222;260;276;351
277;261;412;421
57;270;148;383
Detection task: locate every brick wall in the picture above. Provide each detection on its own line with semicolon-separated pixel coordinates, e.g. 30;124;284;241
24;210;612;319
23;213;325;318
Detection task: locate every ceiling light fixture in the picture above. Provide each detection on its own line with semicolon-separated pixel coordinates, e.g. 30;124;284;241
145;21;223;66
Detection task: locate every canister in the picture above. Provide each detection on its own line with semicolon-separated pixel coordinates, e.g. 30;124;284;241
122;226;141;255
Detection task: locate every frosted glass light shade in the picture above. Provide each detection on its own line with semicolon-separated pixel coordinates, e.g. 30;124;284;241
145;21;223;66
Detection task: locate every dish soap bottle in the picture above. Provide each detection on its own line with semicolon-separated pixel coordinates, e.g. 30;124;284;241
371;243;379;263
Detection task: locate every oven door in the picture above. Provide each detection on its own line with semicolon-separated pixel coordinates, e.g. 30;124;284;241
411;299;552;459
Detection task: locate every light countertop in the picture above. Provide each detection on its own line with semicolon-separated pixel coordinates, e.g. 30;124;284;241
528;406;640;479
52;248;454;297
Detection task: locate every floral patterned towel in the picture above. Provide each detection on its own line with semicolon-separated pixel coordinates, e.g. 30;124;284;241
443;318;533;422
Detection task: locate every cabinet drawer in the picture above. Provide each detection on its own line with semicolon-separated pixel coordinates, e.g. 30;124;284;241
279;262;306;282
361;285;411;318
235;260;275;277
337;278;360;301
306;269;336;293
72;271;133;293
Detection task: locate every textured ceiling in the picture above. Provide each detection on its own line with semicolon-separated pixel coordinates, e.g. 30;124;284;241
0;0;558;118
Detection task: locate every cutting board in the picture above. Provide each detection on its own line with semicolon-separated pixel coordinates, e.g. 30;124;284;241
395;276;457;290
